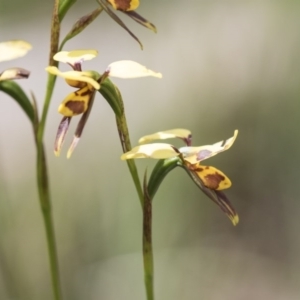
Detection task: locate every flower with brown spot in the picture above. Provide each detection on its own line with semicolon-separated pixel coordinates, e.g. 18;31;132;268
46;50;162;158
97;0;156;49
121;129;239;225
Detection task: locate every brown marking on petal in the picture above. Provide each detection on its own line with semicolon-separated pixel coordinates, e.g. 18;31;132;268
80;89;91;96
108;0;131;11
16;68;30;79
65;101;85;114
204;172;225;190
186;162;203;172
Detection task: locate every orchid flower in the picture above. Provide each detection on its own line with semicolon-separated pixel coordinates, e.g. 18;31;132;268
45;50;162;158
121;129;239;225
97;0;156;49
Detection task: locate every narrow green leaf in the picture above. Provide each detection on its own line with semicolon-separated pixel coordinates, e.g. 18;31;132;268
148;157;180;199
58;0;77;21
0;80;34;123
98;78;123;117
59;7;103;50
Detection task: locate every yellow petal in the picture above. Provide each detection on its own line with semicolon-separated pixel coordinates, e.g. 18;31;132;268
139;129;191;144
0;68;30;81
181;130;238;164
45;66;100;90
53;50;98;65
188;163;232;190
107;0;139;11
0;40;32;62
58;86;92;116
121;143;179;160
106;60;162;79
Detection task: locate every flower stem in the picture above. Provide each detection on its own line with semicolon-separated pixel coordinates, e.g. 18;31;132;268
35;75;62;300
115;101;154;300
36;143;62;300
34;1;62;299
116;112;144;207
38;74;56;141
143;182;154;300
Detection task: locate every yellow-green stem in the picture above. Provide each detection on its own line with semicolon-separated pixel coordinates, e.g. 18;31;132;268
35;1;62;299
116;113;144;206
35;73;61;300
38;74;56;141
37;143;62;300
143;185;154;300
115;110;154;300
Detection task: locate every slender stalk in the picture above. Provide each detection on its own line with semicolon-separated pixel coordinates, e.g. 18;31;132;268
38;0;60;142
115;102;154;299
34;1;62;299
38;74;57;141
36;143;62;300
116;110;144;207
143;177;154;300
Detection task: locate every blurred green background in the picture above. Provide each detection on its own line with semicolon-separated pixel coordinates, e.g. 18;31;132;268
1;0;300;299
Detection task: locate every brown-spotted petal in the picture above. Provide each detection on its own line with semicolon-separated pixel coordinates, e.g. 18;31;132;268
58;85;94;117
184;165;239;225
181;130;238;164
0;68;30;81
187;162;231;190
107;0;139;11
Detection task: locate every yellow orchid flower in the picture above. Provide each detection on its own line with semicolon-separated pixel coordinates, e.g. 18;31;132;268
180;130;238;164
107;0;139;11
121;129;239;225
46;50;162;158
97;0;156;49
0;40;31;81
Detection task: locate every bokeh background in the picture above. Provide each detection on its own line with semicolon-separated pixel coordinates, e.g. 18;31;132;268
1;0;300;299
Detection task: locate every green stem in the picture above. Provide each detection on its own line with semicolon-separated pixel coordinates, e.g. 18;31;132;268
115;105;154;300
38;74;56;141
143;180;154;300
36;143;62;300
116;113;144;207
34;1;62;299
35;77;62;300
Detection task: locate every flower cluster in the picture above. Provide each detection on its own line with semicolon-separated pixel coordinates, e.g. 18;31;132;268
122;129;239;225
46;50;162;158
